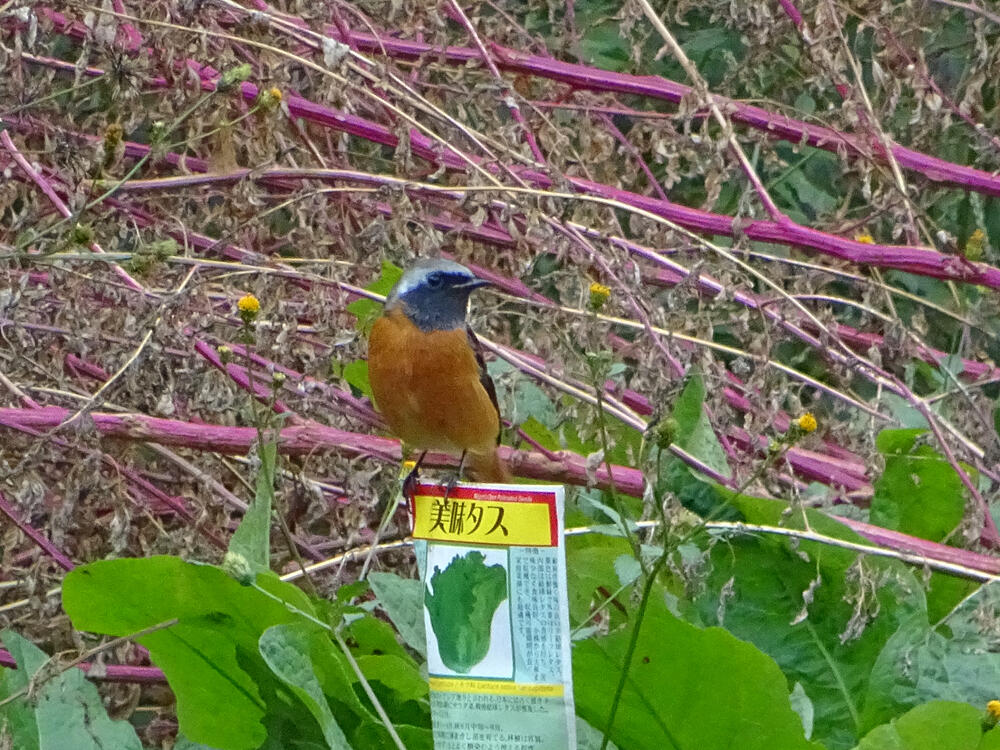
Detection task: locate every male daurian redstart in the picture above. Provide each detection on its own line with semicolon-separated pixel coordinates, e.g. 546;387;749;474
367;259;509;484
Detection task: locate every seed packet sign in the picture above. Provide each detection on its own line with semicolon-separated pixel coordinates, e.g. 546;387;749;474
410;481;576;750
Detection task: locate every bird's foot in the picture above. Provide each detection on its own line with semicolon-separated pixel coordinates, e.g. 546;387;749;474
442;451;468;502
402;452;427;502
442;473;459;503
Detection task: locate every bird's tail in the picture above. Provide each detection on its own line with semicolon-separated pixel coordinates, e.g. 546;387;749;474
467;448;512;483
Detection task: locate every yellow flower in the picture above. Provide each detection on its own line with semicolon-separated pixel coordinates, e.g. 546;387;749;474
104;122;124;146
237;294;260;314
796;413;818;433
237;294;260;324
257;86;283;112
855;233;875;244
988;700;1000;720
964;228;987;261
589;281;611;310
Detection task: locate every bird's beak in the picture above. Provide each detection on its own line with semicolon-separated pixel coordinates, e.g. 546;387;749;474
459;278;492;291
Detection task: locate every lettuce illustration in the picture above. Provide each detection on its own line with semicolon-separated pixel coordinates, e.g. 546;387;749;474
425;551;508;673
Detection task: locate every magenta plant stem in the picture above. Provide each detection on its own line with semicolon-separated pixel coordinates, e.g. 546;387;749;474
18;51;1000;290
324;27;1000;198
0;649;167;683
0;491;75;571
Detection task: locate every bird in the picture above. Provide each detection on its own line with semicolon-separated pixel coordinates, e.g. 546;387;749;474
367;258;510;489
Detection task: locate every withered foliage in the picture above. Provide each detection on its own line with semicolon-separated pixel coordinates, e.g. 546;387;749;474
1;0;999;737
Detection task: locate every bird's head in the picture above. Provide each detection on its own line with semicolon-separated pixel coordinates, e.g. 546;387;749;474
384;258;491;331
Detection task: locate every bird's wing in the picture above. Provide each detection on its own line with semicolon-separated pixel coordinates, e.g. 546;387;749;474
466;326;501;443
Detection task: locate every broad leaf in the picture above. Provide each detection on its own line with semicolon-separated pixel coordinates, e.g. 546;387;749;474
670;372;731;479
0;630;142;750
258;624;353;750
870;429;965;542
573;598;821;750
854;701;987;750
368;571;426;658
62;557;317;750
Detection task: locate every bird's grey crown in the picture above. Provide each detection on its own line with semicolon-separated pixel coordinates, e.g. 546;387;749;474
385;258;488;332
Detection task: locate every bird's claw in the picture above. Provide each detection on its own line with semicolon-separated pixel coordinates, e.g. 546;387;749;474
442;472;459;502
402;465;421;502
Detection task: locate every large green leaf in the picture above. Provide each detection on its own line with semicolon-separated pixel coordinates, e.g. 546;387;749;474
0;630;142;750
258;624;353;750
870;429;965;542
692;495;924;750
854;701;988;750
720;491;993;745
864;582;1000;731
341;360;372;400
62;557;316;750
354;655;428;702
566;533;635;628
573;598;821;750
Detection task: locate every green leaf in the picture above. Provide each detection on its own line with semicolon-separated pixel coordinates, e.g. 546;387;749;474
0;631;43;750
566;533;634;627
795;92;817;114
351;723;433;750
576;717;621;750
613;554;642;587
342;615;413;661
62;557;317;750
346;261;402;333
0;630;142;750
216;63;252;92
342;360;372;400
864;582;1000;732
518;416;561;452
173;736;225;750
258;624;353;750
783;167;839;216
982;728;1000;750
881;393;931;429
694;497;921;749
573;599;821;750
670;372;731;479
510;375;558;428
368;572;426;658
854;701;982;750
354;655;428;702
871;429;965;542
228;439;278;575
578;23;630;71
425;551;508;673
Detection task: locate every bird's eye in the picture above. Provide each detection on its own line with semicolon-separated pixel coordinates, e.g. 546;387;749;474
426;272;444;288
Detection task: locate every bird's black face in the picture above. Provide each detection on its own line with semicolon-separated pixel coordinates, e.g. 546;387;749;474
387;261;491;332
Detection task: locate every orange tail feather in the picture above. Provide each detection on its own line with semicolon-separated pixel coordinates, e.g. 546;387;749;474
467;449;511;483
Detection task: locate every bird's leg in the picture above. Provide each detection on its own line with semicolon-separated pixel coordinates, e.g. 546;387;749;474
403;451;427;502
443;450;467;502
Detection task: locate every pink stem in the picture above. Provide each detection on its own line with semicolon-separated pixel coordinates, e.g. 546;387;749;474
0;130;147;294
0;490;75;570
443;0;547;165
0;649;166;683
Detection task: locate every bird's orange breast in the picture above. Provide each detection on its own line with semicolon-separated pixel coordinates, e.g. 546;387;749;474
368;308;500;454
